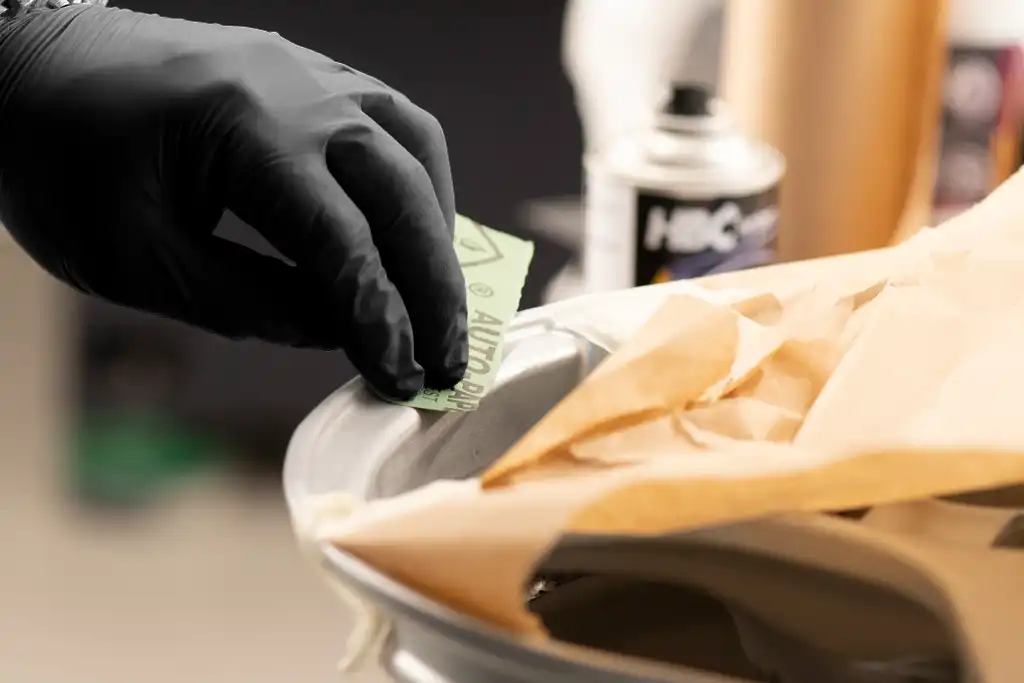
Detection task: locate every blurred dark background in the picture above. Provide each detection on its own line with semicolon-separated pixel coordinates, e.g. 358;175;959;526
78;0;581;496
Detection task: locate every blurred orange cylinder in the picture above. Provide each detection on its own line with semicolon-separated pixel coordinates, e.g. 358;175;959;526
721;0;949;260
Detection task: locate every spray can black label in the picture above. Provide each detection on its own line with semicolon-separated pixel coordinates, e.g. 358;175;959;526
634;187;780;284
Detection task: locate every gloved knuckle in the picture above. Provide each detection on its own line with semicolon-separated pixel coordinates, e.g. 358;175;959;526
212;76;261;111
388;93;444;141
185;39;292;103
407;161;435;189
415;110;446;144
164;52;258;112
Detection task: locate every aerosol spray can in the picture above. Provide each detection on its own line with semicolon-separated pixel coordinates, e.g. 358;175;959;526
933;0;1024;224
582;84;785;292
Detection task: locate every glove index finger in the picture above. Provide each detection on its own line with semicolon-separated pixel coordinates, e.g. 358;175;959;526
359;89;457;232
326;116;468;389
228;154;425;399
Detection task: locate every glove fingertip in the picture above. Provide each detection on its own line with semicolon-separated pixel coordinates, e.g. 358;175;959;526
420;294;468;389
370;362;425;401
423;331;468;390
346;318;425;399
424;364;466;391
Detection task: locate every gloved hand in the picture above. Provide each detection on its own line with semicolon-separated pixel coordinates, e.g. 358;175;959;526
0;5;467;399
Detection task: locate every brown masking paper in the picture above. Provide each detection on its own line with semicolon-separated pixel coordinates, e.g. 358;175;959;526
322;169;1024;638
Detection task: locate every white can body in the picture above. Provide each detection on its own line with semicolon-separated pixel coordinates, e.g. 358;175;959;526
582;166;639;292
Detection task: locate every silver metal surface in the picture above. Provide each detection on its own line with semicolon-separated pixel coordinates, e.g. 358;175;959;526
285;315;600;506
285;311;971;683
286;317;744;683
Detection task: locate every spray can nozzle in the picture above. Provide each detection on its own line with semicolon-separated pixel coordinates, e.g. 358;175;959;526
663;84;713;117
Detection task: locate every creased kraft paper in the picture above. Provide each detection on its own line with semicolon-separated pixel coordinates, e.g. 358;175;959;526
319;169;1024;638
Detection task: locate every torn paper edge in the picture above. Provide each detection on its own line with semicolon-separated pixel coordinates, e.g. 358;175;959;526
292;494;393;674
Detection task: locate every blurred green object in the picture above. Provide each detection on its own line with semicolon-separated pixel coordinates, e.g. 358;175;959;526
74;410;220;507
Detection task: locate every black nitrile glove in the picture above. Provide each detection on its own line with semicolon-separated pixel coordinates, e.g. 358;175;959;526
0;5;468;399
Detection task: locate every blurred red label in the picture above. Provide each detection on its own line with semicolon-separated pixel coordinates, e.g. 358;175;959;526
933;44;1024;214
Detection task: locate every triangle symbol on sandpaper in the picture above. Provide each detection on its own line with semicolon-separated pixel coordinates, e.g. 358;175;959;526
457;219;505;269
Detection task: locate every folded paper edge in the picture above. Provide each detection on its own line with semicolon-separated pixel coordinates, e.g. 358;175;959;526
292;494;393;673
